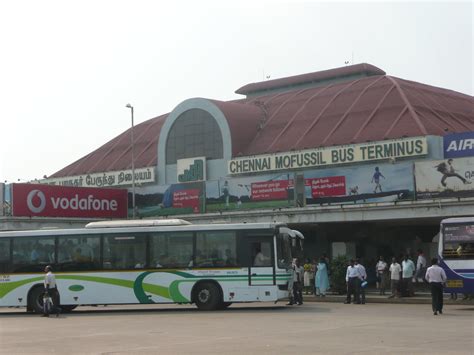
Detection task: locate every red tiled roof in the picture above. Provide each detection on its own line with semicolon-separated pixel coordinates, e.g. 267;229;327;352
51;114;167;177
235;63;385;95
239;75;473;155
51;64;474;178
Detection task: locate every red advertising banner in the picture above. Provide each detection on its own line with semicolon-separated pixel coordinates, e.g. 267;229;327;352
251;180;292;201
307;176;346;197
12;183;128;218
172;189;200;213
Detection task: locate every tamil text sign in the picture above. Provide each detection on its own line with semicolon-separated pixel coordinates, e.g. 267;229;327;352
40;167;155;188
228;137;427;175
12;183;128;218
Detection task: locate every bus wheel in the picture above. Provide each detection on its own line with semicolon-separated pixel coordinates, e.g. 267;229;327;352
28;286;45;314
61;305;77;312
194;283;221;311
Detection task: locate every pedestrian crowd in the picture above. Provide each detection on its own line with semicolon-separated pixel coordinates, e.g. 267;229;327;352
287;249;472;316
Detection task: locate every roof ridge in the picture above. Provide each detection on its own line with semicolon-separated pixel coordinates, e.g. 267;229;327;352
386;76;428;135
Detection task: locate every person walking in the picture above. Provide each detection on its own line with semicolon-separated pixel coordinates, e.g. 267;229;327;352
376;256;388;295
388;257;402;298
355;259;367;304
315;256;329;297
425;258;447;315
293;258;304;305
42;265;61;317
402;255;416;296
345;259;362;304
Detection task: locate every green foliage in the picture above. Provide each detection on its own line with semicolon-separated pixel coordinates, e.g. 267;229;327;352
330;255;349;295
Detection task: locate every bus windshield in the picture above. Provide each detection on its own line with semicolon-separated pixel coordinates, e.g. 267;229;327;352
442;222;474;259
277;232;292;268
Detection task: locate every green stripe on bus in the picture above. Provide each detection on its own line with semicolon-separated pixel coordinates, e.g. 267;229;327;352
0;272;290;303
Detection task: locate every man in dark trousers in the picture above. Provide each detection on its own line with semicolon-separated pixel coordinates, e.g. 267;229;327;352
43;265;61;317
425;258;447;315
345;259;362;304
292;258;304;305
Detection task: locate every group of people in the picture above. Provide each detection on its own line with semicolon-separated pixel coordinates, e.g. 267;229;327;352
302;256;330;297
345;259;368;304
290;250;451;316
287;256;330;306
381;250;427;298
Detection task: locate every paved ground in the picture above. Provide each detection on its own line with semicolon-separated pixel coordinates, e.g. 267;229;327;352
0;302;473;354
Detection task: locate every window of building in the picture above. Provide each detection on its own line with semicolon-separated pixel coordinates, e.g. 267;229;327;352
195;231;237;267
166;109;223;164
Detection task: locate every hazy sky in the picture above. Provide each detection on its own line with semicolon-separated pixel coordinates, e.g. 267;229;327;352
1;1;472;183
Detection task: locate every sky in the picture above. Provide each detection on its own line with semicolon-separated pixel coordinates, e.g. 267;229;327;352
0;0;472;183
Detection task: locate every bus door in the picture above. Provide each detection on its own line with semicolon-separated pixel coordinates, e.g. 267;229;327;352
246;236;275;286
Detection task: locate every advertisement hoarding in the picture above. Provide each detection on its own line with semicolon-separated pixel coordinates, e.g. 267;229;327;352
205;173;294;212
304;162;414;205
415;158;474;199
12;183;128;218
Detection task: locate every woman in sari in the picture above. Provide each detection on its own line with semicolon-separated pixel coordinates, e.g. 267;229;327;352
315;256;329;297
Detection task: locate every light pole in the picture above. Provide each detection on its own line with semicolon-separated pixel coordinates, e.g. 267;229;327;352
126;103;136;218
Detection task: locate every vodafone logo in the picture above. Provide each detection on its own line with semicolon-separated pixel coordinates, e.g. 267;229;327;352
13;183;127;218
26;190;47;214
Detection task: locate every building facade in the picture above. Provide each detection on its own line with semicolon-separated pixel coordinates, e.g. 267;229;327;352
5;63;474;264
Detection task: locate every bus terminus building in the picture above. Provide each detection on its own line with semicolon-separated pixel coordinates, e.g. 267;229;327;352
4;63;474;262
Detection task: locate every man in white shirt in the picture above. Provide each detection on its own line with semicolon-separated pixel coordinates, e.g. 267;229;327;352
345;259;362;304
425;258;447;315
376;256;388;295
402;255;416;297
43;265;61;317
415;249;427;283
254;247;269;267
355;259;367;304
388;257;402;298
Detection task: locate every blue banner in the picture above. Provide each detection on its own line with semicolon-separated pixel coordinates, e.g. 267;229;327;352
444;132;474;158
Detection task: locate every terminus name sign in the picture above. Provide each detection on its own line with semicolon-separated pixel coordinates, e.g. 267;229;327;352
228;137;427;174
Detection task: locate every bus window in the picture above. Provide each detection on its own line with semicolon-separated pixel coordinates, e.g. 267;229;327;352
11;237;55;272
57;236;101;271
150;232;193;268
103;233;147;269
277;233;292;269
196;231;237;267
251;242;272;267
0;239;10;273
442;224;474;259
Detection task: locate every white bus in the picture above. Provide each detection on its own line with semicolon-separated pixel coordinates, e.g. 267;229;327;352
0;220;303;312
438;217;474;294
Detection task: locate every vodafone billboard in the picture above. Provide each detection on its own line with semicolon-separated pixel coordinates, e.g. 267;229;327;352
12;183;128;218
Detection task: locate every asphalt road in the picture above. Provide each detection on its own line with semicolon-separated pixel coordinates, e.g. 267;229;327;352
0;302;472;354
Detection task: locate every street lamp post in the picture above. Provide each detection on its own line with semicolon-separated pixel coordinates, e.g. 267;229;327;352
126;103;136;218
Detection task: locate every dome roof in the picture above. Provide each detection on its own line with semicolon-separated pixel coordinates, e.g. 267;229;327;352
51;64;474;178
